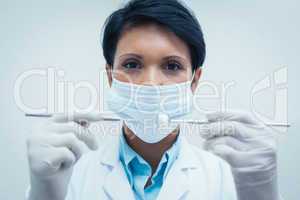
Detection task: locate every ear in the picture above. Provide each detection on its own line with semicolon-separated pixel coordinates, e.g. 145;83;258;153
191;67;202;94
105;64;113;87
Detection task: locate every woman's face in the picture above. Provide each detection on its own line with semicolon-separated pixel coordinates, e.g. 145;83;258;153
106;23;202;93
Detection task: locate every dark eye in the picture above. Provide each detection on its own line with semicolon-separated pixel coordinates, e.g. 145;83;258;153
122;61;140;69
166;61;182;71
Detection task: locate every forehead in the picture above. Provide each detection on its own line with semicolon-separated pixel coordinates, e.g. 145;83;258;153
115;23;191;60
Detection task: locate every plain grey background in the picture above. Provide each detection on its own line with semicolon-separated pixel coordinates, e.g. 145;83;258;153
0;0;299;199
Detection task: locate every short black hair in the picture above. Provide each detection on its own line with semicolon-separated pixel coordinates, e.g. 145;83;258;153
101;0;206;72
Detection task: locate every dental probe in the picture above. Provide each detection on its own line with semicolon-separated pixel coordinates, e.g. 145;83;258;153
25;113;290;127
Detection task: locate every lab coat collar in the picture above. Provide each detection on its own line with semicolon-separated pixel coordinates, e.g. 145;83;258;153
100;129;136;199
102;155;136;200
156;134;202;200
177;134;202;169
100;125;202;200
100;135;121;168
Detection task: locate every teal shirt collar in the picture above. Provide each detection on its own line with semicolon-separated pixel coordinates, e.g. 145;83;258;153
119;127;182;190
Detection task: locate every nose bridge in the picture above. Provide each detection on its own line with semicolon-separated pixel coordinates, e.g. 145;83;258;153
140;65;162;85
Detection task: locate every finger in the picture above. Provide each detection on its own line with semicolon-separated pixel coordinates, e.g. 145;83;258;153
200;121;238;139
46;147;76;170
205;138;267;168
206;110;262;125
50;133;88;160
52;111;104;123
204;136;248;152
207;144;238;165
202;120;269;140
49;122;99;150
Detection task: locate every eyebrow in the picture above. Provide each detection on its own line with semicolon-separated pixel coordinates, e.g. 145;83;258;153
119;53;143;59
119;53;188;62
162;55;187;62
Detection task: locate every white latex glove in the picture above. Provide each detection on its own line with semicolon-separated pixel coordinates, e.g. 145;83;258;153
26;112;102;200
202;110;279;200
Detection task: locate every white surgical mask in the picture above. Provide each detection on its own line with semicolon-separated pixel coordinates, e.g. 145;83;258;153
106;76;194;143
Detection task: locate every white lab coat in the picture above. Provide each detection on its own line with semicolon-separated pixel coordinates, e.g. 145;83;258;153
65;132;237;200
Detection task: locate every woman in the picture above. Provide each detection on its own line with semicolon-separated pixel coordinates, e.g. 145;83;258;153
27;0;279;200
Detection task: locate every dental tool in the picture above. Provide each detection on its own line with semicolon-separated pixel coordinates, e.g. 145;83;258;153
25;113;290;127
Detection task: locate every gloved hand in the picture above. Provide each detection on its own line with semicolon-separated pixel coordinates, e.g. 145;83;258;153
202;110;279;200
26;112;101;200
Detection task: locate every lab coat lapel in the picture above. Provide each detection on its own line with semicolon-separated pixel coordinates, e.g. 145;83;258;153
157;136;201;200
156;158;189;200
101;135;135;200
102;161;135;200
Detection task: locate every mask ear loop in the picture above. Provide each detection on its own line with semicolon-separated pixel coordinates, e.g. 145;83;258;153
110;65;125;82
110;67;134;86
110;65;117;82
190;71;196;86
